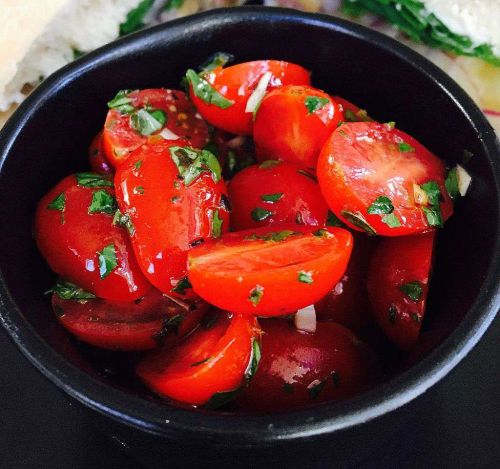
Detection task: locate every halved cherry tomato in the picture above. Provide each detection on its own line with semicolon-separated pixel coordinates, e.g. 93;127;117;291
188;60;311;135
188;226;353;316
315;233;379;333
114;140;230;295
228;161;328;230
103;89;209;168
236;319;378;411
35;174;151;301
254;85;343;167
367;232;435;350
89;132;113;175
137;311;260;405
317;122;453;236
333;95;372;123
52;290;207;351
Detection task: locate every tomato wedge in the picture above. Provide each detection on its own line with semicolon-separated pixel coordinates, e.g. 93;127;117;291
187;60;311;135
367;232;435;350
52;289;207;351
89;131;113;175
114;140;230;295
188;226;353;316
137;311;261;405
103;88;209;168
317;122;453;236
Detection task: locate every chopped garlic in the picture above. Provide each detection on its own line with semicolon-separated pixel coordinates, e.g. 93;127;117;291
456;164;472;196
294;305;317;333
245;71;273;114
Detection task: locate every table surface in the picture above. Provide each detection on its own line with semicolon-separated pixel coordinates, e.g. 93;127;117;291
0;313;499;469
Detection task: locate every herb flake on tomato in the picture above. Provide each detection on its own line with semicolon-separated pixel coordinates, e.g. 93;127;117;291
47;280;96;302
304;96;329;114
97;244;118;279
88;190;117;215
249;285;264;306
75;173;113;188
185;69;234;109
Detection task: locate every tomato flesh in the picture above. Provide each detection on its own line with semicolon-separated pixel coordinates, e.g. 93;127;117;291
89;131;113;175
188;226;353;316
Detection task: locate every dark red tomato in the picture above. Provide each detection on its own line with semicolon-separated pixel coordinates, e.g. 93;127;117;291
317;122;453;236
367;232;435;350
333;95;373;123
253;86;343;167
114;140;230;295
88;131;113;175
52;289;207;351
35;174;151;301
315;234;379;333
188;226;353;316
188;60;311;135
228;161;328;230
103;89;209;168
236;319;378;411
137;311;260;405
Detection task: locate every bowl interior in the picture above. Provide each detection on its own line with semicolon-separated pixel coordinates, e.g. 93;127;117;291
0;7;499;443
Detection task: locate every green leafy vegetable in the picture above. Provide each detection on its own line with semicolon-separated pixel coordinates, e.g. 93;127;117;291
199;52;234;72
88;190;117;215
445;167;459;199
326;211;347;228
205;389;242;410
211;209;223;238
47;193;65;211
259;160;281;169
130;108;166;136
107;89;134;113
172;276;192;295
245;230;298;242
399;281;424;302
185;69;234;109
367;196;394;215
112;209;135;236
133;186;145;195
398;142;415;153
298;271;313;284
153;314;184;343
47;280;95;302
421;181;441;206
97;244;118;279
163;0;184;10
251;207;273;222
249;285;264;307
76;173;113;188
297;169;318;182
341;210;377;235
260;193;283;203
423;206;443;227
304;96;330;114
119;0;155;36
381;213;401;228
169;146;222;186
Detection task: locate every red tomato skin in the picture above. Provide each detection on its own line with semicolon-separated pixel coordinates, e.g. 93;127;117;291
114;140;230;295
89;132;113;175
189;60;311;135
188;225;353;316
367;232;435;350
103;89;209;168
315;233;379;333
254;86;344;167
317;122;454;236
228;161;328;230
137;312;260;405
52;290;207;351
236;319;378;411
35;175;152;301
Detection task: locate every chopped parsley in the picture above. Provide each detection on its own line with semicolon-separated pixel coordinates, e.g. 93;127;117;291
130;108;167;136
420;181;441;206
251;207;273;222
185;69;234;109
445;167;459;199
112;209;135;236
298;271;313;284
211;209;223;238
107;89;134;113
97;244;118;279
399;281;424;301
367;196;394;215
88;190;117;215
172;276;192;295
205;388;241;410
341;210;377;235
199;52;234;73
134;160;143;171
398;142;415;153
249;285;264;307
47;193;65;211
259;160;281;169
260;193;283;203
304;96;329;114
47;280;95;302
169;146;221;186
75;173;113;188
423;206;443;228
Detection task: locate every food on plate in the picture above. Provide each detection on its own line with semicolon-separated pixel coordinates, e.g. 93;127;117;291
35;55;468;410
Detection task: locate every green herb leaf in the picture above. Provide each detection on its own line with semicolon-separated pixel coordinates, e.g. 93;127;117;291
97;244;118;279
172;276;192;295
312;229;331;238
367;196;394;215
399;280;424;302
199;52;234;72
153;314;185;344
259;160;281;169
341;210;377;235
445;167;459;199
249;285;264;307
298;271;313;284
107;89;134;113
133;186;145;195
260;193;283;203
381;213;401;228
398;142;415;153
326;211;346;228
169;146;222;186
211;209;223;238
163;0;184;10
297;169;318;182
88;190;117;215
421;181;441;206
134;160;143;171
304;96;330;114
112;209;135;236
205;388;241;410
245;338;262;381
423;205;443;228
245;230;299;242
185;69;234;109
119;0;155;36
308;379;327;400
76;173;113;188
47;280;95;302
47;192;65;211
251;207;273;222
130;108;166;136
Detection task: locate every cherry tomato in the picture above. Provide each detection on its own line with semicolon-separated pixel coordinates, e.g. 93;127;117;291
367;232;435;350
137;311;260;405
103;89;209;168
52;289;207;351
88;131;113;175
188;60;311;135
333;95;372;123
317;122;453;236
188;225;353;316
228;161;328;230
254;86;344;167
114;140;230;295
35;174;151;301
236;319;378;411
315;233;379;333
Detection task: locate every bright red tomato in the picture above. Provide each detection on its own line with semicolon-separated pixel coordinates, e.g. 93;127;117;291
228;161;328;230
188;226;353;316
254;85;344;167
35;174;151;301
367;232;435;350
103;89;209;168
114;140;230;295
236;319;378;411
317;122;453;236
315;233;379;333
137;311;261;405
188;60;311;135
89;131;113;175
52;289;207;351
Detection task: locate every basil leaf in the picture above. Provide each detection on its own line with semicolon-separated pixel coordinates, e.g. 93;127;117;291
112;209;135;236
297;169;318;182
399;280;424;301
199;52;234;73
423;206;443;227
367;196;394;215
76;173;113;188
119;0;155;36
298;271;313;284
205;388;242;410
153;314;185;344
260;193;283;203
169;146;222;186
134;160;143;171
381;213;401;228
88;190;117;215
47;193;65;211
251;207;273;222
172;276;192;295
107;89;134;113
398;142;415;153
341;210;377;235
185;69;234;109
420;181;441;206
47;280;95;301
304;96;330;114
259;160;281;169
130;108;166;136
244;338;262;381
211;209;223;238
326;211;346;228
445;167;459;199
249;285;264;307
97;244;118;279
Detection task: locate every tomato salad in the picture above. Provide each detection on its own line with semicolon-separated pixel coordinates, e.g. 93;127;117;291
35;53;470;411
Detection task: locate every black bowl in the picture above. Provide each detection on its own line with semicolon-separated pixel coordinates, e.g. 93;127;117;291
0;5;499;455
